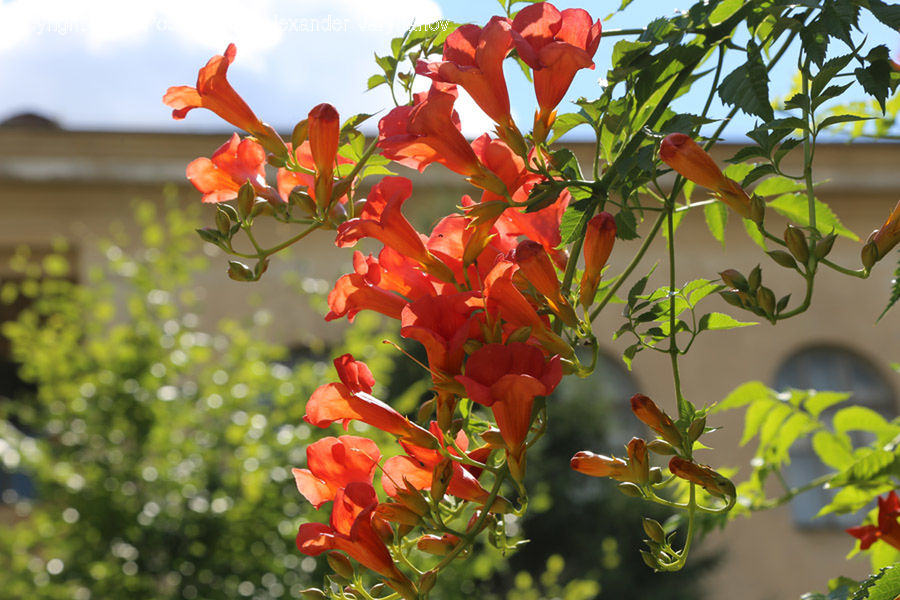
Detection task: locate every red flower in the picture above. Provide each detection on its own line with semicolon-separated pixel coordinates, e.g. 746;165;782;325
308;103;341;208
305;354;437;448
417;17;520;135
378;83;505;194
847;491;900;551
659;133;751;218
579;212;616;307
326;262;409;323
297;482;413;592
382;423;492;505
163;44;284;154
511;3;602;141
400;292;483;378
185;134;269;204
292;435;381;509
277;140;353;207
456;342;561;461
571;437;649;484
336;177;455;282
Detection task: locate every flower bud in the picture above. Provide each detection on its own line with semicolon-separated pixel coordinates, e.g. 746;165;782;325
756;286;776;319
227;260;256;282
570;451;629;479
688;416;706;443
642;518;666;544
630;394;682;447
419;570;438;595
579;212;617;307
237;181;256;220
430;459;453;502
747;265;761;293
767;250;797;269
719;290;745;308
668;457;735;499
507;326;533;344
481;428;507;449
327;552;354;579
640;549;660;570
647;439;677;455
719;269;748;292
815;234;836;259
862;240;879;270
308;103;340;175
648;466;663;484
626;437;649;484
397;479;430;516
514;241;578;327
784;225;809;264
617;481;644;498
299;589;328;600
417;534;459;556
372;516;395;546
749;194;765;225
215;208;232;234
866;199;900;265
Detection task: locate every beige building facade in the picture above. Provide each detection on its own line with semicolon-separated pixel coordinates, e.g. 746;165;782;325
1;119;899;599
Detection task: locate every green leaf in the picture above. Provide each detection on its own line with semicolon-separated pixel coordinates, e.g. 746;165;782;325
833;406;895;438
698;312;757;332
818;114;871;131
718;41;774;121
800;17;829;67
708;0;742;25
811;54;854;99
768;193;858;240
812;430;854;469
716;381;772;411
753;175;805;197
743;218;768;251
804;390;851;418
704;202;728;247
559;202;591;245
830;448;896;485
742;397;777;446
869;0;900;29
615;209;639;241
549;112;589;143
771;412;817;464
818;484;893;517
366;74;386;90
856;61;893;113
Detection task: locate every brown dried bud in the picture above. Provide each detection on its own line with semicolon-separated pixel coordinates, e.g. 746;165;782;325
756;286;776;319
326;552;354;579
719;269;748;292
815;234;837;259
784;225;809;264
767;250;797;269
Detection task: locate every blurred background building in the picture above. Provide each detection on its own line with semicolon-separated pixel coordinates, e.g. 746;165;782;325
1;114;899;599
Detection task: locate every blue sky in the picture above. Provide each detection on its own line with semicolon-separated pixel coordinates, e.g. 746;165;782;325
0;0;896;141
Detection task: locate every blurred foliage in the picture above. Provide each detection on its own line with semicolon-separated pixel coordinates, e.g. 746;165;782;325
0;193;399;599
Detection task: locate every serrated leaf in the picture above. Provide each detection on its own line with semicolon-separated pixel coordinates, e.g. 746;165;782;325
770;411;817;464
718;42;774;121
742;398;777;445
367;74;387;90
698;312;757;332
812;430;854;469
768;193;858;240
856;62;893;113
818;484;893;517
549;112;589;143
757;403;793;453
615;209;639;241
800;17;829;67
818;114;871;131
804;390;851;418
811;53;854;99
716;381;771;411
831;448;896;486
709;0;742;25
869;0;900;29
704;202;728;247
559;203;591;245
754;175;806;197
833;406;892;437
743;217;768;251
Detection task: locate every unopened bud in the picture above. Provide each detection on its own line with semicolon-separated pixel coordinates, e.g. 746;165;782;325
640;549;659;570
862;241;878;270
215;209;232;235
756;286;776;319
375;503;422;526
688;416;706;442
299;589;328;600
430;459;453;502
630;394;682;447
647;439;677;455
747;265;761;293
719;290;745;308
416;398;435;424
507;326;533;344
617;481;644;498
481;428;506;449
749;194;765;225
719;269;748;292
784;225;809;264
372;516;394;546
326;552;354;579
642;518;666;544
815;234;837;259
417;534;459;556
227;260;255;282
291;118;309;150
419;570;438;595
237;182;256;220
397;480;430;516
767;250;797;269
648;467;663;484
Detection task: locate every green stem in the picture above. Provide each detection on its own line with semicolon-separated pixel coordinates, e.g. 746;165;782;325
262;222;323;257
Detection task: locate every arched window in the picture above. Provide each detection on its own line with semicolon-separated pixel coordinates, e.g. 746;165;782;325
774;345;896;528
